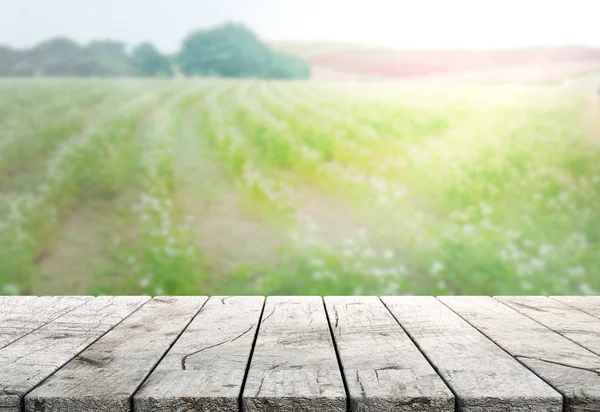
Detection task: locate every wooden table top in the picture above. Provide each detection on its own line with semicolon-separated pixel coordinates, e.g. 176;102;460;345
0;295;599;411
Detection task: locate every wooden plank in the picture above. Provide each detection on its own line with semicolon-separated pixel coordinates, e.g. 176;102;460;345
382;296;562;412
0;297;37;309
0;296;148;412
25;296;207;412
0;297;92;349
551;296;600;320
324;296;454;412
135;296;264;412
242;296;346;412
497;296;600;357
441;296;600;412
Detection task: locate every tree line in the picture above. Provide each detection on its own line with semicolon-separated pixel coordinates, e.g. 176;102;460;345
0;23;310;80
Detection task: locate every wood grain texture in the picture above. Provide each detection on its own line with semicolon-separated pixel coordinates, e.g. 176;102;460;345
441;296;600;412
134;296;264;412
242;296;346;412
497;296;600;357
0;297;91;349
551;296;600;320
324;296;454;412
0;296;37;310
0;296;148;412
25;296;206;412
382;296;562;412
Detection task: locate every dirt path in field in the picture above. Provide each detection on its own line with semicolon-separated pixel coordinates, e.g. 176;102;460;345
32;194;137;294
173;97;286;278
32;90;176;294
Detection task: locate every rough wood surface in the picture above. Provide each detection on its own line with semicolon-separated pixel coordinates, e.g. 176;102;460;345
25;296;206;412
2;295;600;412
242;296;346;412
0;296;37;310
134;296;264;412
441;296;600;412
382;296;562;412
497;296;600;357
0;297;91;349
0;296;148;412
324;296;454;412
551;296;600;320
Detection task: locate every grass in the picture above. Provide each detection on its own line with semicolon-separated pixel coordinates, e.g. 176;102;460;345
1;78;599;296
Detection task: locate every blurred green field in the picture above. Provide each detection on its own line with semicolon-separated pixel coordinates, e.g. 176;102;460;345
1;78;599;296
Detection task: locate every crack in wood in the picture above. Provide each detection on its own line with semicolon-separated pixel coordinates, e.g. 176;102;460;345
261;306;276;324
181;323;256;370
75;355;106;368
517;355;600;376
355;370;366;398
255;375;266;397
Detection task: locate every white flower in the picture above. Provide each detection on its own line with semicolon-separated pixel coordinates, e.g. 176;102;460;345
323;270;336;279
567;267;585;277
463;225;475;235
362;248;376;259
579;283;597;295
558;192;569;203
3;284;20;295
530;258;546;270
480;203;493;216
538;244;554;256
430;261;445;275
522;281;534;291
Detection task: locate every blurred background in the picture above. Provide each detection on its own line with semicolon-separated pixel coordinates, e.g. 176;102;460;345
1;0;599;296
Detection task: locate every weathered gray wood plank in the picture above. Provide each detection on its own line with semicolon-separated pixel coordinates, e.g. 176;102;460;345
324;296;454;412
497;296;600;357
441;296;600;412
242;296;346;412
25;296;207;412
551;296;600;320
135;296;264;412
0;296;91;349
0;297;37;310
382;296;562;412
0;296;148;412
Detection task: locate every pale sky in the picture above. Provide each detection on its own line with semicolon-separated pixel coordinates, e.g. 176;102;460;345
1;0;599;52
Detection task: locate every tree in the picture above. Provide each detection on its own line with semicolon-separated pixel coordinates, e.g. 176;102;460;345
178;23;310;79
0;23;311;79
85;40;136;76
267;52;311;79
131;42;173;77
86;40;128;56
0;45;25;75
